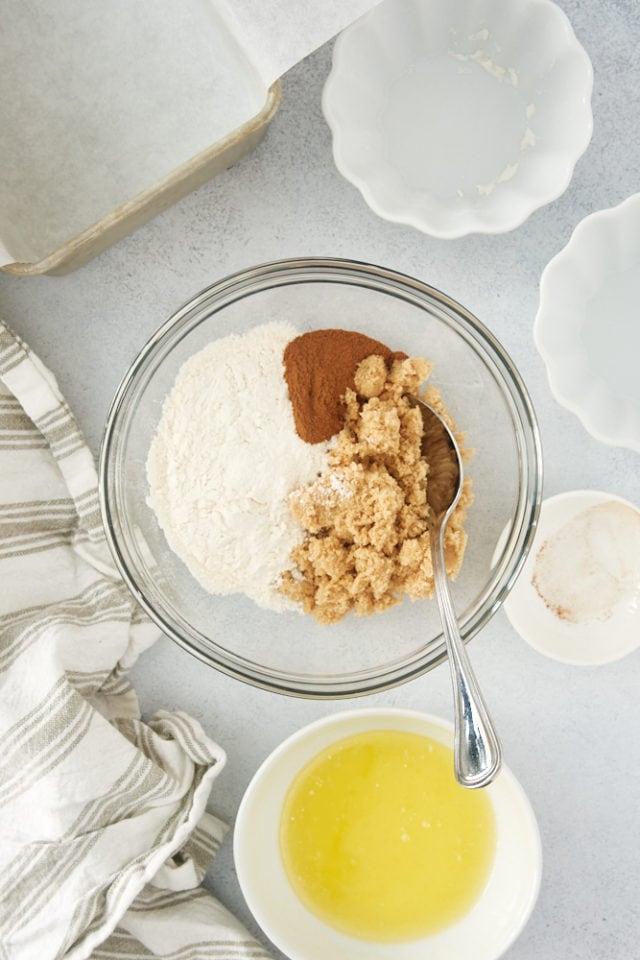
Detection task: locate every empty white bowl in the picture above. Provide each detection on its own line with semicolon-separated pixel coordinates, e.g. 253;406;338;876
323;0;593;237
534;192;640;451
234;708;542;960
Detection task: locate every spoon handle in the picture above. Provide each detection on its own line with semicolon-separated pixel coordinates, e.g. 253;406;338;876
431;525;503;789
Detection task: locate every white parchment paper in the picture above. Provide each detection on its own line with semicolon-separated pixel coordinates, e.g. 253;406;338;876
0;0;379;265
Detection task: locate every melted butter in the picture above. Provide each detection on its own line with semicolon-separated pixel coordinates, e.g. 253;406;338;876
279;729;496;942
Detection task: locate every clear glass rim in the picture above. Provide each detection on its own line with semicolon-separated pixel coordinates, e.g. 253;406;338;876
99;257;543;698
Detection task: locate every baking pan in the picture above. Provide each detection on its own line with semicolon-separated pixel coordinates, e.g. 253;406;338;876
2;84;281;277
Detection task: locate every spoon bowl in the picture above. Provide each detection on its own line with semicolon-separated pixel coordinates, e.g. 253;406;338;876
408;395;503;788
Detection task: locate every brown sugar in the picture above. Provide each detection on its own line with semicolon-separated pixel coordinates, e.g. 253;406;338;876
279;354;473;624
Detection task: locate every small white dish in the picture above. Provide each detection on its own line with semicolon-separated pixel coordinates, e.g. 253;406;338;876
503;490;640;666
322;0;593;238
534;193;640;451
234;708;541;960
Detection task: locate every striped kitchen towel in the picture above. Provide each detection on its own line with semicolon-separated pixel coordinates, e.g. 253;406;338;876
0;321;272;960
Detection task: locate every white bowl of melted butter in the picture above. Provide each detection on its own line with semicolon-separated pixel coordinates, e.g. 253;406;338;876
234;709;541;960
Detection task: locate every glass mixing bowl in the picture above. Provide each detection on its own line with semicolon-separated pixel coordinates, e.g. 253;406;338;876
99;258;542;697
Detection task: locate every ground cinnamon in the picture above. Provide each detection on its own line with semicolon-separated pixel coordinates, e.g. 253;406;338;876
283;328;406;443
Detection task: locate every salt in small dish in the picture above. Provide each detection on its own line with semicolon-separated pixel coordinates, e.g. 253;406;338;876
234;708;542;960
534;192;640;452
323;0;593;237
502;490;640;666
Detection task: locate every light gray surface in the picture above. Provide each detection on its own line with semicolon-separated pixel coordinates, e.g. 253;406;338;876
1;1;638;957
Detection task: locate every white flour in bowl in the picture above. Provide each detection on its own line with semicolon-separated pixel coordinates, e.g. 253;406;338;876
146;321;328;611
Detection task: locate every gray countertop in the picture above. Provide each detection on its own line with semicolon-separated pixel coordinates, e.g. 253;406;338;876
1;1;639;957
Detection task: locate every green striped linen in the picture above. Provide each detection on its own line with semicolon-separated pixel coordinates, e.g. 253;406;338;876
0;322;272;960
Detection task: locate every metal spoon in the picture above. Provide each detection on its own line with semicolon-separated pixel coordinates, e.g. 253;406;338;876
408;395;502;789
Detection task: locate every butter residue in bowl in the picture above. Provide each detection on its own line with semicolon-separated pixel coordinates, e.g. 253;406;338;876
532;501;640;624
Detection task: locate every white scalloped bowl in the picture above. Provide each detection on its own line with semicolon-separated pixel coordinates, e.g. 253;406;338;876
323;0;593;237
534;193;640;451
